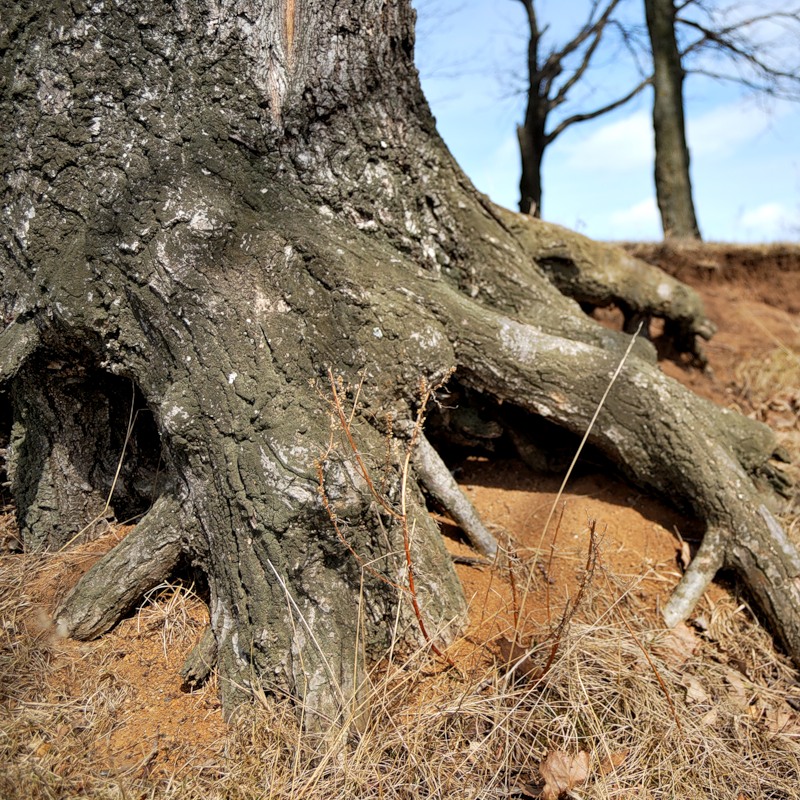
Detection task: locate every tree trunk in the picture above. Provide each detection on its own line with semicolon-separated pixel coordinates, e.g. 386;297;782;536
518;0;546;217
517;121;545;218
2;0;797;727
645;0;702;240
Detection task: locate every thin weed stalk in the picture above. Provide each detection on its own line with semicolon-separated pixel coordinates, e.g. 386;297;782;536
317;370;455;665
514;321;644;640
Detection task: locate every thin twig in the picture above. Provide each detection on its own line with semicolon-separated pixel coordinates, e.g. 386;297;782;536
328;367;400;520
319;371;455;666
399;378;454;665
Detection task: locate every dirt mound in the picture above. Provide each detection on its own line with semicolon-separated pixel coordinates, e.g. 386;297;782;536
624;241;800;314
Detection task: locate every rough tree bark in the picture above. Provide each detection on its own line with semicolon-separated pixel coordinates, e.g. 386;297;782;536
1;0;797;727
645;0;702;240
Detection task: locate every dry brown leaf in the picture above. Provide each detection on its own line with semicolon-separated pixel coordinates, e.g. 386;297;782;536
684;676;710;704
700;707;719;727
763;704;800;735
540;749;590;800
512;778;544;799
497;635;538;681
678;540;692;570
724;668;750;710
657;622;699;667
597;749;628;775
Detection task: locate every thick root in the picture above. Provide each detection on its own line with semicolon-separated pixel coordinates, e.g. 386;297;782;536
54;496;183;639
498;206;716;358
663;505;800;644
442;288;800;664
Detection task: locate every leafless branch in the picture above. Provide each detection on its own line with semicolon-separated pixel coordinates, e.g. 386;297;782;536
674;6;800;97
545;0;622;75
547;75;652;142
551;17;614;108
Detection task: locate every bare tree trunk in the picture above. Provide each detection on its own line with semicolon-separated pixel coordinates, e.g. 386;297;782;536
518;0;546;217
2;0;797;728
517;121;545;218
645;0;702;240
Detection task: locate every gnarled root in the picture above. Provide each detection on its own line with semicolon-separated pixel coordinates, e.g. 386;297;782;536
663;505;800;647
499;206;716;361
54;495;183;639
440;285;800;663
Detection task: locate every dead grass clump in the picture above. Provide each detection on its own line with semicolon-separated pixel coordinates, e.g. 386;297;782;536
733;344;800;523
735;346;800;418
0;545;218;800
154;601;800;800
3;520;800;799
0;553;149;800
136;581;207;660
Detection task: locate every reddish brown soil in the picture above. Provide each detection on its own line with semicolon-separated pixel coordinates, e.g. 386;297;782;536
6;243;800;780
625;243;800;408
15;529;226;781
452;242;799;638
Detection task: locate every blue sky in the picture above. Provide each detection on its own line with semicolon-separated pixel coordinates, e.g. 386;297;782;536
412;0;800;242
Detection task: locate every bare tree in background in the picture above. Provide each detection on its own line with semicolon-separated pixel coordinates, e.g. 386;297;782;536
515;0;650;217
645;0;800;239
645;0;700;239
511;0;800;233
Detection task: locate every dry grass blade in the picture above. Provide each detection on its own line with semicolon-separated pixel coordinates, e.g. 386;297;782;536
317;370;455;664
137;581;206;660
3;523;800;798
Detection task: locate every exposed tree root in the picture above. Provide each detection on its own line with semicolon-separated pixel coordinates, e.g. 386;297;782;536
661;502;800;654
412;432;500;559
181;625;217;690
54;496;183;640
495;207;716;359
662;526;726;628
438;284;800;658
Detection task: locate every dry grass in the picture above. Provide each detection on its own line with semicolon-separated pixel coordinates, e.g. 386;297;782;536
733;342;800;523
3;537;800;800
2;254;798;798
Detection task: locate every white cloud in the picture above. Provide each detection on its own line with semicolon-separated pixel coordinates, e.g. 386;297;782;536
559;96;793;178
736;202;799;240
472;132;520;211
562;111;653;173
687;99;792;159
607;197;661;239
